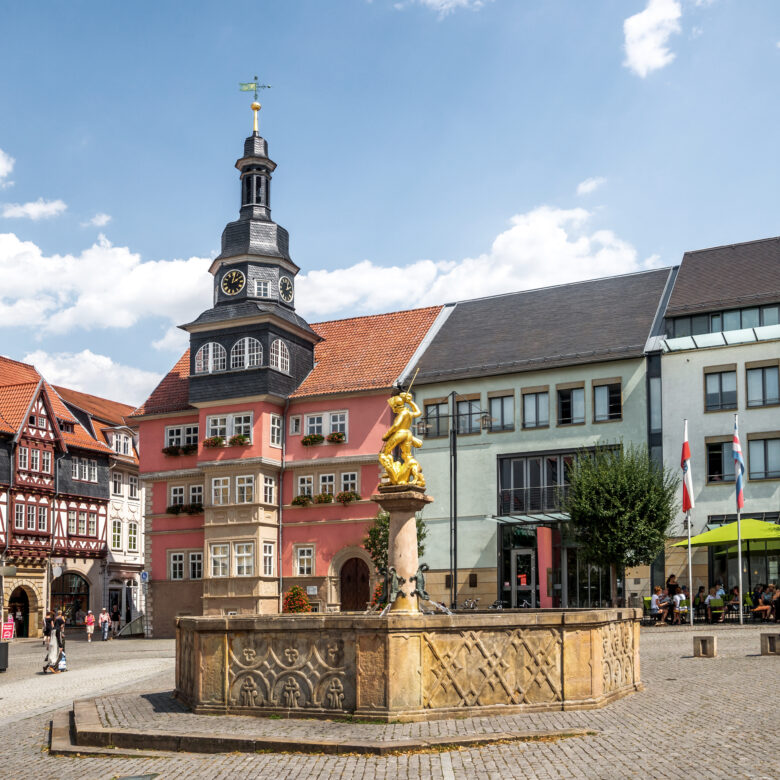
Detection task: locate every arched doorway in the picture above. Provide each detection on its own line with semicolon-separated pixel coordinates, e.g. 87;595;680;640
50;572;90;626
340;557;370;612
8;587;30;637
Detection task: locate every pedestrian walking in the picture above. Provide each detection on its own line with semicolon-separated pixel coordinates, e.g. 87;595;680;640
43;610;53;649
99;607;110;641
85;610;95;643
43;609;66;673
110;604;121;639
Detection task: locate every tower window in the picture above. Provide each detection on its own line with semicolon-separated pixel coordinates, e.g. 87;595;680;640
254;176;264;204
195;342;227;374
270;339;290;374
230;337;263;370
255;280;271;298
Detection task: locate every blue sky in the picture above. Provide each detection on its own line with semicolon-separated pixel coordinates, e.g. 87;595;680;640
0;0;778;404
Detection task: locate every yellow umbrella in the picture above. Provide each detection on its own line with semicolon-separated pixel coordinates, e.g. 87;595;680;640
674;517;780;547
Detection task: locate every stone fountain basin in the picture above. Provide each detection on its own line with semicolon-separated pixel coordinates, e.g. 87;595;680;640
175;608;642;723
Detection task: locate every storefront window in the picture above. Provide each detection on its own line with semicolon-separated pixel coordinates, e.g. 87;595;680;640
50;572;90;625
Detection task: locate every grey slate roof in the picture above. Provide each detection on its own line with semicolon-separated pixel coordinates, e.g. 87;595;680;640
217;218;292;263
414;269;673;383
183;300;319;337
665;236;780;317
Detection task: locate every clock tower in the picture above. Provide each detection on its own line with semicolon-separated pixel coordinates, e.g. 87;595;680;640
181;102;319;404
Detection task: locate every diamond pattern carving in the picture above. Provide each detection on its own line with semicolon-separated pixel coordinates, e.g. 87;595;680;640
422;629;562;709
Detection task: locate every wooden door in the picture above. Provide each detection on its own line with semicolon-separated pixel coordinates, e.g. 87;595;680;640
340;558;370;612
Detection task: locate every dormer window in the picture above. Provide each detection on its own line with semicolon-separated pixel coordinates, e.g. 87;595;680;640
255;280;271;298
231;337;263;370
195;342;227;374
270;339;290;374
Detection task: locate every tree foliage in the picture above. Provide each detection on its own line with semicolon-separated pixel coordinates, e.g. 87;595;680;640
564;443;679;570
363;510;428;574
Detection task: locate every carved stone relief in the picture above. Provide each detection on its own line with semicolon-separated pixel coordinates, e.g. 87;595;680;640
601;620;635;693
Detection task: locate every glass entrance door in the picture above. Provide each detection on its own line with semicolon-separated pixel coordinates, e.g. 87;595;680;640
511;548;536;608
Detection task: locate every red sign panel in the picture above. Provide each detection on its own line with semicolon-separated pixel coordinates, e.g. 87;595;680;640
518;574;527;586
1;620;14;640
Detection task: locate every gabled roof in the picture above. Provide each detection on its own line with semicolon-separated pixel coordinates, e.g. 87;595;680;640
415;269;673;383
53;385;136;427
666;236;780;318
291;306;444;398
130;350;193;417
0;382;39;434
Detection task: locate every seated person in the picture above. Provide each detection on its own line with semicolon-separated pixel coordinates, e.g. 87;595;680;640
705;587;722;623
724;586;740;616
752;584;775;621
649;586;668;624
672;588;688;624
693;586;707;616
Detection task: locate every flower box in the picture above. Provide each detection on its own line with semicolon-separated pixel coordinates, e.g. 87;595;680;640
313;492;334;504
326;431;346;444
161;445;181;456
291;494;312;507
336;490;361;505
183;502;203;514
228;434;250;447
202;436;225;448
301;433;324;446
166;504;183;515
180;443;198;455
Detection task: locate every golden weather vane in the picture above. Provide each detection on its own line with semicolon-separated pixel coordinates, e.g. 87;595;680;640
239;76;272;133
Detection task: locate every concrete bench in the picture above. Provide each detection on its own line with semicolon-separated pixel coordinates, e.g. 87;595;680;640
693;635;717;658
760;634;780;656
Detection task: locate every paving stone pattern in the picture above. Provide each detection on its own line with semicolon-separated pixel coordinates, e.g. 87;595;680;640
3;626;778;779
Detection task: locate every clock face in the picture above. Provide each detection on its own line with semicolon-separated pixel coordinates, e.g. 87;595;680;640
278;276;294;303
221;269;245;296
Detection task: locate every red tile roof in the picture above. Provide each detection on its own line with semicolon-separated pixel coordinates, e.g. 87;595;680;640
133;306;443;415
292;306;443;398
0;355;113;454
130;350;193;417
53;385;136;427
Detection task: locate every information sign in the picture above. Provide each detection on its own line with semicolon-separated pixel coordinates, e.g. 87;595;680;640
1;620;14;640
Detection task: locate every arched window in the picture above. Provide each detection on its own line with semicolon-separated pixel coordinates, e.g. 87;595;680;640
270;339;290;373
230;337;263;370
194;342;227;374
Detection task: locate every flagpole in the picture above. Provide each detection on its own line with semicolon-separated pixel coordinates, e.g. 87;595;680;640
735;413;744;626
686;509;693;627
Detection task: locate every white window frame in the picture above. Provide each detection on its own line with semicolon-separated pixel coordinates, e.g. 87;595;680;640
27;504;36;530
207;416;228;438
189;551;203;580
263;476;275;504
329;411;347;437
37;415;46;429
297;475;313;497
269;339;290;373
262;542;274;577
341;472;358;493
236;475;255;504
210;543;229;577
89;460;97;482
88;512;97;536
37;506;47;532
305;414;323;436
207;413;253;442
112;471;124;496
128;522;138;551
67;509;76;535
231;336;263;370
41;450;51;474
235;542;255;576
171;552;185;581
111;519;122;550
189;484;203;505
289;415;302;436
319;473;335;495
170;485;185;506
212;477;230;505
78;511;87;536
295;545;314;576
19;447;28;470
14;504;24;530
30;449;40;472
194;342;227;374
165;426;182;447
71;457;79;479
232;414;252;439
255;279;271;298
270;414;282;447
129;475;139;500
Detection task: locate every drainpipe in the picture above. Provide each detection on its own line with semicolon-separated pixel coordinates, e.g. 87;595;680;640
278;398;290;613
1;439;16;624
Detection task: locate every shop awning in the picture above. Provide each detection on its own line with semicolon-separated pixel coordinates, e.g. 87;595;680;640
673;518;780;548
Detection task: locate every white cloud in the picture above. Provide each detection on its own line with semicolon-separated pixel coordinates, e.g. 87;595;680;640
576;176;607;196
2;198;67;220
295;205;660;320
82;213;112;227
0;232;212;332
0;148;14;189
623;0;682;78
395;0;489;17
23;349;161;407
152;325;189;353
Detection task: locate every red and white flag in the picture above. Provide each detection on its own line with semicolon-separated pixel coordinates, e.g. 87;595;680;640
681;419;694;512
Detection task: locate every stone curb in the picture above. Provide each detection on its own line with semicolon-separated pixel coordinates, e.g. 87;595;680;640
65;698;594;756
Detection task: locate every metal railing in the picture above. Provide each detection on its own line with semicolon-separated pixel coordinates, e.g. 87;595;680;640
498;484;569;515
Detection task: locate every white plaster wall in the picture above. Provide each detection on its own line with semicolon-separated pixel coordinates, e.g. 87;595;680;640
661;339;780;536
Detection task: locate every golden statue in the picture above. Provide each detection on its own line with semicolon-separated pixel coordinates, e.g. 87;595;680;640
379;391;426;488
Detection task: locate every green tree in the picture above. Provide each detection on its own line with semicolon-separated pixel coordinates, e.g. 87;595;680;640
282;584;311;613
363;510;428;575
564;443;679;603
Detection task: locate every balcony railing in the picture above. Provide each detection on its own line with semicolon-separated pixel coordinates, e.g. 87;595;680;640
498;484;570;515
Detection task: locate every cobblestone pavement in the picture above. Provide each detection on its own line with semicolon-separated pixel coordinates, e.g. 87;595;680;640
3;625;779;779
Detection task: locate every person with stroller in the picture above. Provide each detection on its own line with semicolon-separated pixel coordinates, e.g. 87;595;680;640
43;609;67;673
